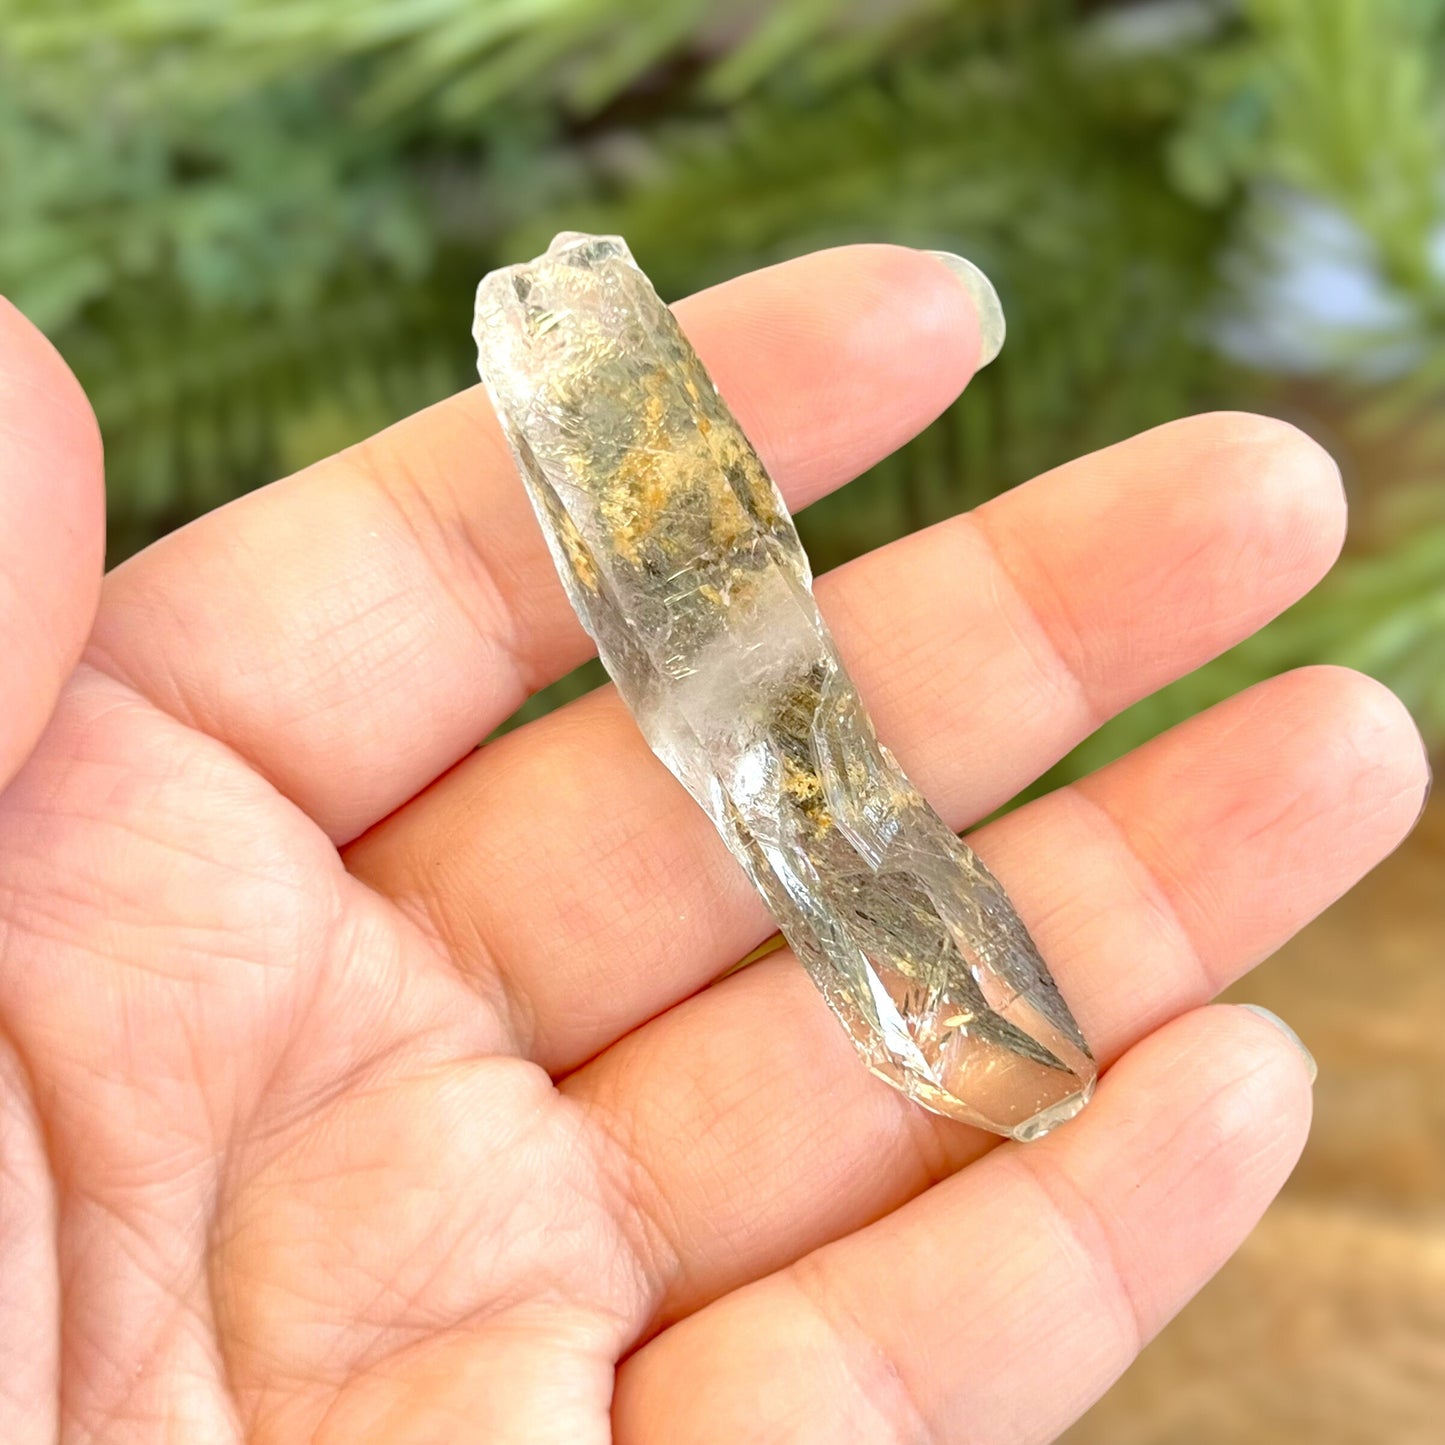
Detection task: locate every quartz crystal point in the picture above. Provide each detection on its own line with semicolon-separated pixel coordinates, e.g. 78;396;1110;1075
474;233;1096;1140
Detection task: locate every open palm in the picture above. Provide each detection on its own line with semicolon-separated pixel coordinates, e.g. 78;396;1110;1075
0;249;1426;1444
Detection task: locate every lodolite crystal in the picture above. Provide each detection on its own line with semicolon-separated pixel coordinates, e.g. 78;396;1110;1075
474;232;1095;1140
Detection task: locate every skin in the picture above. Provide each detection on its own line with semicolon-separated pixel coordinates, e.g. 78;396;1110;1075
0;247;1428;1444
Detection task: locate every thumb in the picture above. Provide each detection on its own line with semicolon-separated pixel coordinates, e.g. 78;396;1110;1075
0;299;105;789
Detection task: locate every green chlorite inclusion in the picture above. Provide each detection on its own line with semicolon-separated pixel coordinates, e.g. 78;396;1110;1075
474;232;1095;1140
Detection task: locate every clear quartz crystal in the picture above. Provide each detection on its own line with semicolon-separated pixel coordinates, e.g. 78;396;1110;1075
474;233;1095;1140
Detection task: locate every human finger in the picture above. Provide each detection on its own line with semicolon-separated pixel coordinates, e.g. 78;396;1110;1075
0;299;105;789
350;413;1346;1067
565;666;1424;1331
91;246;985;840
613;1004;1314;1445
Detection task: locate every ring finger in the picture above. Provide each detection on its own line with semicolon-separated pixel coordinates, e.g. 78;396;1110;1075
567;663;1426;1335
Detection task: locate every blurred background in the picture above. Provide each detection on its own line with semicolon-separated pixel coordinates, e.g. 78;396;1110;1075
3;0;1442;1437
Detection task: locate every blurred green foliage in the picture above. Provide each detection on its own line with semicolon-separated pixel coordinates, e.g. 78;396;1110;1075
2;0;1443;775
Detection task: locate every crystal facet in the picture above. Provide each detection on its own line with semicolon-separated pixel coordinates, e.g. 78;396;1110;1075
473;232;1096;1140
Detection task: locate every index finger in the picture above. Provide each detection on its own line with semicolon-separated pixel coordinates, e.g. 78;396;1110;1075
89;246;991;841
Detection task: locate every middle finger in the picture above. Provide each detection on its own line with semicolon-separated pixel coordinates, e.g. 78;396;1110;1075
348;413;1344;1067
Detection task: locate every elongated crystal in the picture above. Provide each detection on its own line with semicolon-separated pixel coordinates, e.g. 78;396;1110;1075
474;232;1095;1140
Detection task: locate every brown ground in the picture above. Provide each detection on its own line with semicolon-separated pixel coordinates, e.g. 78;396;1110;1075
1062;793;1445;1443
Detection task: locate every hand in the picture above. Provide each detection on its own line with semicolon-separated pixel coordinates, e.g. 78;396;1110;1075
0;250;1426;1445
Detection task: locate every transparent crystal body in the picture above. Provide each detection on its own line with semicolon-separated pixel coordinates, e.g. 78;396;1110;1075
474;233;1095;1140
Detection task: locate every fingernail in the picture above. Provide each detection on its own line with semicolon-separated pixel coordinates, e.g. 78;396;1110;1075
1411;752;1432;833
926;251;1006;368
1238;1004;1318;1084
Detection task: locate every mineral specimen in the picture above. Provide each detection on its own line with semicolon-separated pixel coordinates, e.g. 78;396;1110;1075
474;232;1095;1140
